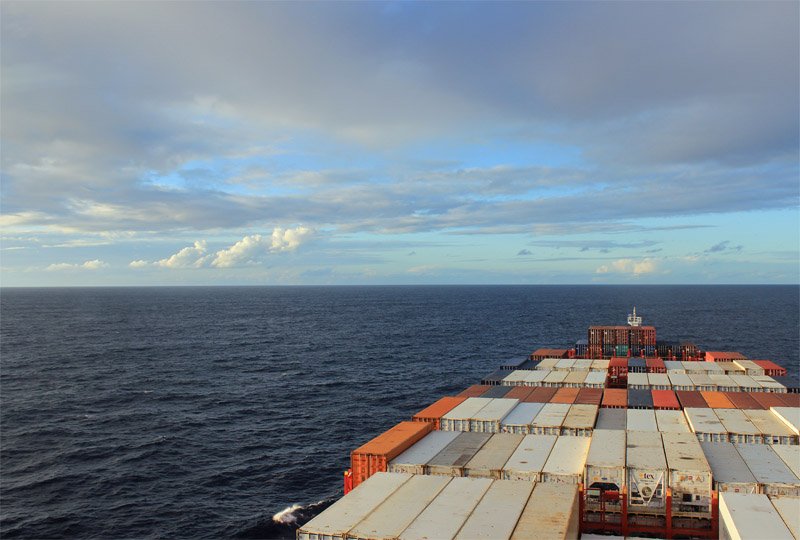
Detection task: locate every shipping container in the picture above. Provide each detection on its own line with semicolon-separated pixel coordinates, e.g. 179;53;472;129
753;375;787;393
700;391;735;409
646;357;666;373
561;404;598;436
562;370;588;387
351;422;433;486
688;374;716;392
412;397;467;430
536;358;561;370
752;360;787;377
572;359;593;371
531;403;571;435
734;444;800;496
647;373;671;390
627;372;650;390
627;388;653;409
743;409;797;445
543;370;569;387
626;431;668;511
601;388;627;409
503;386;534;401
595;408;627;430
584;429;626;501
731;375;762;392
733;360;766;377
667;373;695;391
769;496;800;540
510;483;580;540
700;441;759;494
552;387;579;404
583;371;607;388
541;435;591;484
771;407;800;435
684;408;728;442
500;402;544;434
500;358;528;370
469;398;519;433
523;386;558;403
501;370;531;386
388;431;461;475
463;433;524;479
724;391;763;410
709;374;739;392
502;434;557;481
398;477;493;540
664;360;685;374
706;351;747;363
721;363;746;375
457;385;491;398
750;391;786;409
346;474;451;540
676;391;708;409
521;370;549;386
575;388;603;406
652;389;680;410
555;358;577;371
719;492;794;540
627;409;658;431
773;377;800;394
454;479;535;540
481;369;513;386
779;393;800;406
609;357;628;377
590;359;610;372
628;358;647;373
426;432;491;476
532;349;570;361
481;385;513;399
440;397;494;432
297;472;412;540
769;444;800;478
661;432;713;515
655;409;690;433
715;406;764;444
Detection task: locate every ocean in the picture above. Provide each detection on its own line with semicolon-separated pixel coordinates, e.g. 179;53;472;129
1;285;798;539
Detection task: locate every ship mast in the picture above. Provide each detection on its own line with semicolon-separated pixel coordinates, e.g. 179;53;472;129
627;306;642;327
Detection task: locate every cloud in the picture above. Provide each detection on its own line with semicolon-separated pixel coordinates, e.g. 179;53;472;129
154;240;208;268
595;258;657;275
46;259;108;271
270;226;314;252
517;249;532;256
129;260;149;268
704;240;743;254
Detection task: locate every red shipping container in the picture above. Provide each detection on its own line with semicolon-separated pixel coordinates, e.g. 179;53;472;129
504;386;534;401
601;388;627;409
752;360;787;377
652;389;680;410
412;396;467;430
551;387;579;404
609;357;629;376
575;388;603;406
749;392;788;409
524;387;557;403
705;351;746;363
351;421;432;486
723;392;763;410
779;393;800;407
646;358;666;374
676;390;709;409
457;385;491;398
701;391;735;409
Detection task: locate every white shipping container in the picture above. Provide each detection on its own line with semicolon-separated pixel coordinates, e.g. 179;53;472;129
562;370;588;388
681;362;705;374
389;431;461;475
647;373;671;390
522;370;548;386
769;496;800;540
661;432;712;515
595;408;626;431
590;359;610;372
501;402;545;434
719;492;793;540
753;375;787;393
743;409;798;445
627;409;658;432
709;374;739;392
583;371;607;388
454;479;535;540
655;409;690;433
347;475;451;540
770;444;800;478
398;477;493;540
684;408;728;442
572;359;593;371
688;373;716;391
721;363;746;375
732;360;765;377
771;407;800;435
426;432;491;476
668;372;694;391
502;434;557;481
561;404;598;436
627;372;649;389
735;444;800;497
730;374;761;392
584;429;626;495
627;431;667;511
714;408;764;444
441;398;493;432
664;360;685;374
531;403;570;435
543;370;568;387
469;398;519;433
555;358;576;371
536;358;560;370
510;483;580;540
541;435;591;484
700;441;759;494
298;472;412;540
463;433;524;479
501;370;530;386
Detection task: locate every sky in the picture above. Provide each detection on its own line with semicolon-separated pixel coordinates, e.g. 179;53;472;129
1;1;798;286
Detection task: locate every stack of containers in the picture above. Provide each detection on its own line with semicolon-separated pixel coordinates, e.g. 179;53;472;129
684;408;728;442
541;436;591;484
730;375;761;393
426;432;491;477
469;398;519;433
626;431;668;513
715;409;763;444
500;402;544;434
608;358;628;385
700;441;759;494
668;372;695;391
709;374;739;392
462;433;524;479
531;403;570;435
769;496;800;540
733;360;765;376
734;444;800;496
742;409;798;445
481;369;513;386
554;358;576;371
646;357;666;373
502;434;557;481
440;398;493;432
351;422;434;486
583;429;626;502
536;358;561;370
661;432;713;515
412;397;467;430
388;431;461;475
688;373;716;392
560;404;599;436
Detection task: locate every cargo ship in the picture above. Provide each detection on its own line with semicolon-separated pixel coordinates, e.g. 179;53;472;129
298;309;799;540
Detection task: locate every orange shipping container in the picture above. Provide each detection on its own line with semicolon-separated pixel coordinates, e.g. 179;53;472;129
504;386;534;401
601;388;627;409
575;388;603;405
412;396;467;430
351;421;432;486
652;389;680;410
701;391;735;409
457;385;491;398
779;393;800;407
551;387;579;404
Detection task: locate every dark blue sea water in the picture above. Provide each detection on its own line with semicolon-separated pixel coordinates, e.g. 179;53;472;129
1;285;798;539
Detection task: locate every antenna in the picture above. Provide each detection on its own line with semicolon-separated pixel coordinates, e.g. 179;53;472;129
627;306;642;327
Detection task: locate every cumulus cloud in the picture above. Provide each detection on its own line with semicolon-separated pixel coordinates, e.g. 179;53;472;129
154;240;208;268
47;259;108;271
270;227;313;252
595;258;657;275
